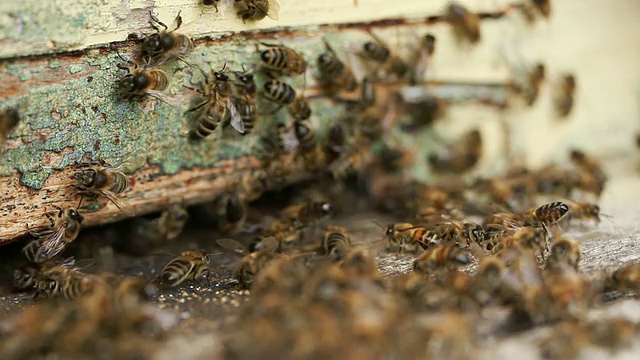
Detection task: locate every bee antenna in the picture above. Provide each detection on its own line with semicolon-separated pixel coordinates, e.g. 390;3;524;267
371;220;386;230
221;63;227;73
76;197;84;211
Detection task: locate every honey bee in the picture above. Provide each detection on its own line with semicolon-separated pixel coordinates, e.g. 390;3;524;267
119;204;189;256
322;225;352;261
258;43;306;77
235;0;280;22
489;226;548;256
409;33;436;85
189;65;245;139
232;71;258;135
523;201;570;229
545;236;581;272
317;39;358;92
288;96;312;122
563;200;603;225
26;207;84;263
263;79;296;108
0;107;20;144
217;237;279;287
293;120;323;165
35;265;98;300
555;74;576;117
381;223;437;254
361;32;409;79
116;52;168;97
139;11;193;65
413;244;470;274
539;321;591;360
607;263;640;293
219;192;247;235
280;200;332;228
428;219;485;247
74;158;137;216
159;249;211;287
428;129;482;173
13;257;76;292
447;2;480;42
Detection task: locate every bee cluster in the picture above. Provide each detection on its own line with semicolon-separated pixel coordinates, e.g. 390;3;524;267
0;0;639;359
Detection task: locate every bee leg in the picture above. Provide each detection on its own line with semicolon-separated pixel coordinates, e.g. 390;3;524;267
149;11;168;31
187;101;208;113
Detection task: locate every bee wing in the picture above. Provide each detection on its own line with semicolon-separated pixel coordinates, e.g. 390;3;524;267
226;99;245;134
114;155;147;174
216;238;248;255
34;227;68;262
264;0;280;20
101;190;136;217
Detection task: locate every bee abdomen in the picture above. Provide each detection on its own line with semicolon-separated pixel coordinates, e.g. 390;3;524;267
263;80;296;105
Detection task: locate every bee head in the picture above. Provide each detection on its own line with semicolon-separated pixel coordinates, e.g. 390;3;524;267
214;71;228;82
13;267;36;289
76;169;97;187
318;53;332;65
142;34;162;53
68;209;84;223
120;72;149;93
363;42;376;52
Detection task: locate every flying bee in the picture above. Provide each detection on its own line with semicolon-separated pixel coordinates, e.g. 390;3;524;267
0;107;20;144
280;200;332;228
555;74;576;117
447;2;480;42
523;201;570;229
235;0;280;22
189;64;245;139
217;237;279;287
428;129;483;173
26;207;84;263
322;225;352;261
159;249;211;287
232;71;258;135
74;158;138;216
257;43;306;77
361;32;409;79
317;39;358;92
139;11;193;65
413;244;470;274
